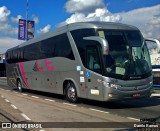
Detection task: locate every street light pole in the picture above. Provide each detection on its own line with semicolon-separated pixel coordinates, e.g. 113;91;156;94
26;0;28;41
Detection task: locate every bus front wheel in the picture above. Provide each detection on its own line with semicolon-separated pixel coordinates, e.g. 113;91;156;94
66;83;78;103
17;80;23;92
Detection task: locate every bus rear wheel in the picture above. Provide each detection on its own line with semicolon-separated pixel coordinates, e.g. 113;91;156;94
17;80;23;92
66;83;78;103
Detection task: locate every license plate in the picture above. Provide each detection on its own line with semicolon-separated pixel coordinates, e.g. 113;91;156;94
133;93;140;97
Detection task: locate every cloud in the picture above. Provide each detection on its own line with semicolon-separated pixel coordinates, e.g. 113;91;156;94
0;24;18;35
11;15;22;23
32;15;39;24
0;6;18;35
59;0;122;26
0;6;21;54
120;5;160;39
60;1;160;39
86;8;121;21
0;6;40;37
59;8;121;26
37;24;51;33
0;6;10;23
0;6;41;54
144;15;160;39
11;14;39;24
65;0;105;13
0;37;24;54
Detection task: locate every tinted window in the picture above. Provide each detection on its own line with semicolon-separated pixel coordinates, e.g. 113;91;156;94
41;38;55;58
6;49;18;63
18;47;24;61
23;43;40;61
54;33;75;60
12;49;18;62
71;29;96;66
7;33;74;63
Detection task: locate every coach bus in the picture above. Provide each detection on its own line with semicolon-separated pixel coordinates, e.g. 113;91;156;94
5;22;152;102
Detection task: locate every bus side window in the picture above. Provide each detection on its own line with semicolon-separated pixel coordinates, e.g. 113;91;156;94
54;33;75;60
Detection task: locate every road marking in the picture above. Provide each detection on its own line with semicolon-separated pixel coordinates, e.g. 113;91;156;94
14;91;18;94
5;99;10;102
44;99;55;102
22;93;28;96
1;95;4;98
89;108;109;114
21;113;31;121
63;102;77;107
31;96;39;99
127;117;139;121
151;94;160;97
11;104;17;109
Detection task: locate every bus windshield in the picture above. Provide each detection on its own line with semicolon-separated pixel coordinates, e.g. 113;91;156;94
98;30;152;79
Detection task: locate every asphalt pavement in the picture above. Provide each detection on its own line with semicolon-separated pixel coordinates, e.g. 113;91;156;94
0;77;160;131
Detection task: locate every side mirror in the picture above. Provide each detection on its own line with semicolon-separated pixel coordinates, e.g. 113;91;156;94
145;38;160;53
83;36;109;55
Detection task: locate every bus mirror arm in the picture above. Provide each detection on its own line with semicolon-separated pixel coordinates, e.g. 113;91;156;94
145;38;160;53
83;36;109;55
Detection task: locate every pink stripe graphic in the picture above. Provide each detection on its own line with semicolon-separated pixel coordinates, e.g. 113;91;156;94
44;59;54;71
19;62;30;88
36;60;44;72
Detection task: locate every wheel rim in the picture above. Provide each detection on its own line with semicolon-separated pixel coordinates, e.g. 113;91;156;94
67;86;76;101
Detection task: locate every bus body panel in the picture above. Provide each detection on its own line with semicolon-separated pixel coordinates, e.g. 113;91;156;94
84;69;104;101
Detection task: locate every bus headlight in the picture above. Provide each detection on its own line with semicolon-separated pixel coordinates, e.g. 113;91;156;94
148;81;153;86
103;82;121;89
110;84;121;89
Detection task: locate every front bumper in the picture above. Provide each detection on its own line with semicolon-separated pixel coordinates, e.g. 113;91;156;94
104;86;152;101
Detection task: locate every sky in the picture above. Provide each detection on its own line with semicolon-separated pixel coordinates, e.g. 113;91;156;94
0;0;160;54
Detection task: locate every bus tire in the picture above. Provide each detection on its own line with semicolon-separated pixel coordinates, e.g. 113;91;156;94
17;80;23;92
65;83;78;103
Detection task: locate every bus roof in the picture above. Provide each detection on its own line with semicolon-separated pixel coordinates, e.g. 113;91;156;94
67;21;138;31
6;22;139;52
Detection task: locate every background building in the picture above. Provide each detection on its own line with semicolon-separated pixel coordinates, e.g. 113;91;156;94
0;53;6;77
0;54;5;63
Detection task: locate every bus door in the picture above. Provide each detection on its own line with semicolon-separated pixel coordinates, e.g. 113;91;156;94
85;46;103;101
